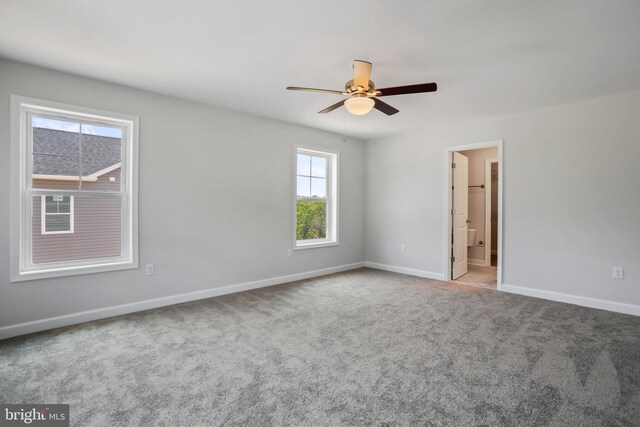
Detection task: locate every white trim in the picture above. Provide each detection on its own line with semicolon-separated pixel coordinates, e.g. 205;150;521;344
33;174;97;182
467;258;486;266
362;261;638;317
364;261;445;281
294;146;339;249
501;284;640;317
12;260;138;283
294;241;340;250
30;189;122;198
87;162;122;178
10;95;139;282
444;140;503;290
9;96;24;284
41;195;74;235
31;163;121;183
0;262;365;340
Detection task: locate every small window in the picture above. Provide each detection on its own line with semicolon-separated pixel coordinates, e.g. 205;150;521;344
10;96;139;281
295;147;338;249
41;195;74;234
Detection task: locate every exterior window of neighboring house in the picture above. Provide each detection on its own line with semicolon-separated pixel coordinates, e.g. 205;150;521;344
10;96;139;281
41;195;74;234
295;147;338;249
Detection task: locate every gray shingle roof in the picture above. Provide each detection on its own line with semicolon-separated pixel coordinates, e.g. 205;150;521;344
33;127;121;176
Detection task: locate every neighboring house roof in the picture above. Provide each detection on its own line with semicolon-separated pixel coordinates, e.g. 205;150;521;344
33;127;121;177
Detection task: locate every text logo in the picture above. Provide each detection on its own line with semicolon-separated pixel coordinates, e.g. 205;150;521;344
1;405;69;427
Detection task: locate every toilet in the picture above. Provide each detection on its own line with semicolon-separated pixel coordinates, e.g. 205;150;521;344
468;229;476;247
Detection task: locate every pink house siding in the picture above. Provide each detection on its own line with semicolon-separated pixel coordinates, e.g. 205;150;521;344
32;167;122;264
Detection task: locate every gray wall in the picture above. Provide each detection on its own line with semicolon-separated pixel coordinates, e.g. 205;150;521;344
366;90;640;306
0;59;366;328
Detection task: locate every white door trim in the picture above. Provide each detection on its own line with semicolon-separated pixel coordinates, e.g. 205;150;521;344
444;140;503;290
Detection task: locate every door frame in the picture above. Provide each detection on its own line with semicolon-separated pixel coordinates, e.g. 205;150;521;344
444;140;503;290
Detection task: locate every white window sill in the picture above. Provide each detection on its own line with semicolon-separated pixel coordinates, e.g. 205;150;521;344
12;260;138;282
294;240;339;250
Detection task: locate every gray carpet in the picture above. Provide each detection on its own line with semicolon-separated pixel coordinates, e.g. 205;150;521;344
1;268;639;426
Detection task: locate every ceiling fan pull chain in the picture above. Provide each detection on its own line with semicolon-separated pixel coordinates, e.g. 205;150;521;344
343;109;347;142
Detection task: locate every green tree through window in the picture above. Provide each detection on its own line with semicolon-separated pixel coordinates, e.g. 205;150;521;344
296;200;326;240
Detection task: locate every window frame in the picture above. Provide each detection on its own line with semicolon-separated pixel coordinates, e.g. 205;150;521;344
41;195;75;235
10;95;139;282
294;146;339;250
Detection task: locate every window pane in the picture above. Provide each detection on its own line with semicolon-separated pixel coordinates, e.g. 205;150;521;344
297;176;311;197
31;117;122;192
32;195;122;264
32;116;80;133
311;156;327;178
79;130;122;192
44;197;58;213
32;119;81;190
81;123;123;139
311;177;326;198
45;215;71;232
44;196;71;213
58;197;71;214
297;154;311;176
296;200;327;240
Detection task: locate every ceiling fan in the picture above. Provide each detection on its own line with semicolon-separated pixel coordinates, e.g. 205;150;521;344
286;60;437;116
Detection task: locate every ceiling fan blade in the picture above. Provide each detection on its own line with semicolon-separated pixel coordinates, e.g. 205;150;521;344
373;98;399;116
377;82;437;97
353;60;372;89
287;86;347;95
318;100;346;114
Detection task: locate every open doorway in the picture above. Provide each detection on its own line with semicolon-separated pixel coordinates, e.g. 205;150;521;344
444;141;502;290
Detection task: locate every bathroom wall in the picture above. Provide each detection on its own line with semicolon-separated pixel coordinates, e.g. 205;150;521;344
490;163;498;258
459;147;498;264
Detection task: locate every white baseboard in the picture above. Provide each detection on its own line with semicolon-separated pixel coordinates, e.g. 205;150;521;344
467;258;487;267
501;284;640;317
0;262;365;340
364;261;445;281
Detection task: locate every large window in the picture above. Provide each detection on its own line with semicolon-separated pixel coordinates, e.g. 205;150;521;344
295;147;338;248
10;96;139;281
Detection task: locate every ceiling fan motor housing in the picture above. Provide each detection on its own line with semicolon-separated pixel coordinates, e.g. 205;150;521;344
345;80;378;96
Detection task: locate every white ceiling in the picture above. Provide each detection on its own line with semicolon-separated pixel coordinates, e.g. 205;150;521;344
1;0;639;140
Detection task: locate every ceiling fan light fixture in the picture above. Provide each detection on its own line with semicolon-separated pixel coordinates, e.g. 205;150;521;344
344;96;375;115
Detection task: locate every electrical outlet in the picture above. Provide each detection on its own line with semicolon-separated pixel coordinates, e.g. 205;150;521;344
400;244;406;253
146;264;154;276
613;267;624;279
287;249;293;258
